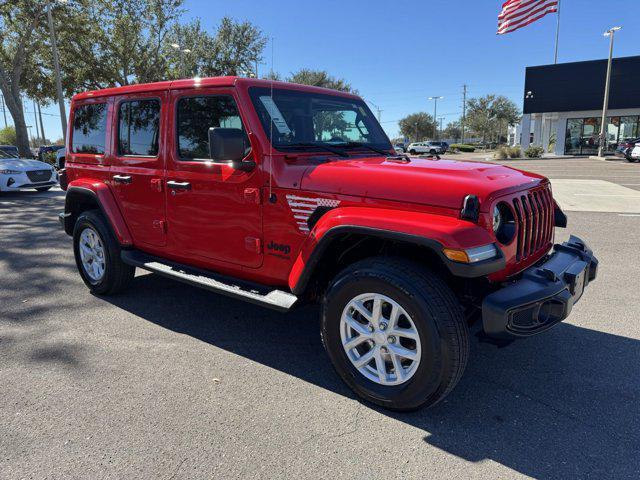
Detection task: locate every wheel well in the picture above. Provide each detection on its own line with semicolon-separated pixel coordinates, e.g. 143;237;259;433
300;233;453;301
64;189;100;235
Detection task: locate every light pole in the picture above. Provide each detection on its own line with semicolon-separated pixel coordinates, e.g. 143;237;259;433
47;0;68;143
367;100;383;123
438;117;445;139
170;43;192;78
597;26;621;158
429;96;443;140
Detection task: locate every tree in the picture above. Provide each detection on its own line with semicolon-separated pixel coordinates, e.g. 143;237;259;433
0;1;49;156
466;94;520;144
0;125;17;145
398;112;436;142
443;121;462;142
286;69;356;93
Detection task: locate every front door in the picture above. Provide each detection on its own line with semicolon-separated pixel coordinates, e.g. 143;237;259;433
164;88;263;268
110;92;167;247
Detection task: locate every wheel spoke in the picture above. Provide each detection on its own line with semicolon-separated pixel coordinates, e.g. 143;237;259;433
388;303;401;329
373;347;386;382
391;326;419;341
370;297;383;326
388;344;417;361
351;300;373;322
352;348;375;368
389;351;404;382
344;315;371;337
343;335;369;351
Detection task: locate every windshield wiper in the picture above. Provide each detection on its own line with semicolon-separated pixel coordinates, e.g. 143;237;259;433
281;142;349;158
335;142;391;156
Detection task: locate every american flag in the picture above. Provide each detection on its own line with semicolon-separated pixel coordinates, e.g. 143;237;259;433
497;0;558;35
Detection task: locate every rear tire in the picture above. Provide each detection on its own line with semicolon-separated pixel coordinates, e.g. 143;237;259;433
321;256;469;411
73;210;134;295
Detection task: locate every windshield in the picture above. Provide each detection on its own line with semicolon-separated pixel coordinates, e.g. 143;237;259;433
248;87;391;153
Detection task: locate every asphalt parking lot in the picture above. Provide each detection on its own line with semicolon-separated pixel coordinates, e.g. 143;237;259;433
1;157;639;479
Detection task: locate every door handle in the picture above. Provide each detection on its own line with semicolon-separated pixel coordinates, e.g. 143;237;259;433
166;180;191;190
113;174;132;184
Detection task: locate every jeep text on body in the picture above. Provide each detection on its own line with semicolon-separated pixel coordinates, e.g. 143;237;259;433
59;77;598;410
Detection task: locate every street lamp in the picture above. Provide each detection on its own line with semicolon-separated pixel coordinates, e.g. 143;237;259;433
429;96;443;140
597;26;622;158
170;43;192;78
47;0;68;143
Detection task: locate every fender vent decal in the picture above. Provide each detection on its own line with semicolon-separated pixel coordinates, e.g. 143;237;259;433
286;195;340;233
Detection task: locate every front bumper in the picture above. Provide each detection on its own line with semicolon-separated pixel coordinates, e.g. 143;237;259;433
482;235;598;339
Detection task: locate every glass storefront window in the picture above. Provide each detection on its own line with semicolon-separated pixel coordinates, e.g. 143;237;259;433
620;116;640;142
564;115;640;155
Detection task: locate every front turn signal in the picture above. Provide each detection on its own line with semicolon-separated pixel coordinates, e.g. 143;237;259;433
443;244;498;264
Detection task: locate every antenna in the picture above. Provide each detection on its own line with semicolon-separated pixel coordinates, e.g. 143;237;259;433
268;36;275;202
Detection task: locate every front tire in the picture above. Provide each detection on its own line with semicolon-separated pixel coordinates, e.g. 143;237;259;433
321;257;469;411
73;210;134;295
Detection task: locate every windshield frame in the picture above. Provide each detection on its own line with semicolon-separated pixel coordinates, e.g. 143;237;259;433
247;86;392;155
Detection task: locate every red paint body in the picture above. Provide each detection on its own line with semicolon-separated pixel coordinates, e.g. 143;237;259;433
64;77;552;290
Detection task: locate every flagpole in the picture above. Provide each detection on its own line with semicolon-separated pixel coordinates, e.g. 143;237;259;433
554;0;561;63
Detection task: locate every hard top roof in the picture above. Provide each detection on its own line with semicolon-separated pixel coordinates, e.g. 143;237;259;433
72;76;361;101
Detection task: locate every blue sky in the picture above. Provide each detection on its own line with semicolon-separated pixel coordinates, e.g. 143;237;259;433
19;0;640;142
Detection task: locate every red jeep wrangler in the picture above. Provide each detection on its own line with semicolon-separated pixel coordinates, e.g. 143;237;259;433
59;77;598;410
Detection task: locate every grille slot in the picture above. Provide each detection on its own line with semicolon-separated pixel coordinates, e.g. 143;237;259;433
510;185;554;262
26;169;52;183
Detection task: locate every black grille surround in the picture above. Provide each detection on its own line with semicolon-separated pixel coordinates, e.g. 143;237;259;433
26;169;53;183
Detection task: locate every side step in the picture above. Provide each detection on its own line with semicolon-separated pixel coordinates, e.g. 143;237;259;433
121;250;298;312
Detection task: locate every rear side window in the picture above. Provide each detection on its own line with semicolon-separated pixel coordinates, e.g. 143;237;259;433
176;95;247;160
118;99;161;156
72;103;108;154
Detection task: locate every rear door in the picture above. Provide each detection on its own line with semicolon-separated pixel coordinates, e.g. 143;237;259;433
164;88;263;268
110;92;167;247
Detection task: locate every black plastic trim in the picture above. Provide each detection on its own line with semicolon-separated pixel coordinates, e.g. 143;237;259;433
306;206;335;231
554;205;568;228
291;225;506;295
482;235;598;339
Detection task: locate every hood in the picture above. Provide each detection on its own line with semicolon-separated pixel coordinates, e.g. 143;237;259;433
0;158;53;171
300;156;545;210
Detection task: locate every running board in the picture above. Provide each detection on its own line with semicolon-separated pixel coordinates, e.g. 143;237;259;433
121;250;298;312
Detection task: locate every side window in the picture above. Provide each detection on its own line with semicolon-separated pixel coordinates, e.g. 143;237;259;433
72;103;108;154
118;99;161;156
177;95;248;160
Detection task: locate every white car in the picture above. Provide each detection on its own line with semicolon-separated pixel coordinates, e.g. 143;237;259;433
631;143;640;162
55;147;66;169
0;148;58;193
406;142;443;155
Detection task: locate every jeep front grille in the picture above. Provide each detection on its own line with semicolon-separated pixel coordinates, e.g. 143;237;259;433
512;185;554;261
26;169;52;183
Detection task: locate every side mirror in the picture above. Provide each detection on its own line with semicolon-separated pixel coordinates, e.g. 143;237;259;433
208;127;255;171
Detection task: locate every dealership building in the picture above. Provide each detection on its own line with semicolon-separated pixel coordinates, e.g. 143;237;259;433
519;55;640;156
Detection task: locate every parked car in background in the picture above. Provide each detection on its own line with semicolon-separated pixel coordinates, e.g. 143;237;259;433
430;141;449;153
0;145;19;157
616;137;640;161
630;142;640;162
37;144;65;162
55;147;66;170
406;141;443;155
0;147;58;192
393;143;405;154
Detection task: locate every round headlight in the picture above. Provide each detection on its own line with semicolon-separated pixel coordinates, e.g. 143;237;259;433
493;202;516;244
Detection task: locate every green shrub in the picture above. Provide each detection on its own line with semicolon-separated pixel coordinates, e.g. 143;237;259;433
524;146;544;158
495;146;509;159
450;144;475;152
42;151;57;166
508;146;521;158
